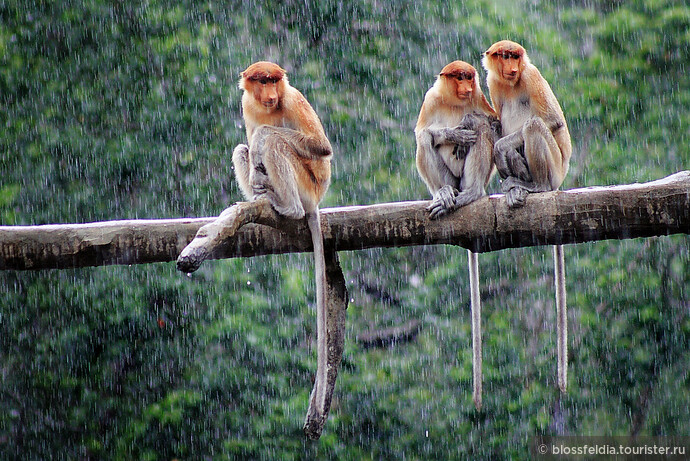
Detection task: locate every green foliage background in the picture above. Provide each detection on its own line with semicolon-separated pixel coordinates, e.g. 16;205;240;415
1;0;688;459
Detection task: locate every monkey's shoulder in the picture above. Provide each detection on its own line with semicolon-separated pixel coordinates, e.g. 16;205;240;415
283;87;317;113
282;87;327;130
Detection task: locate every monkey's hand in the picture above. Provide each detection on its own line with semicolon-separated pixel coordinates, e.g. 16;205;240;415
429;127;477;147
458;112;485;131
447;127;477;146
428;185;459;219
453;144;470;160
489;116;502;141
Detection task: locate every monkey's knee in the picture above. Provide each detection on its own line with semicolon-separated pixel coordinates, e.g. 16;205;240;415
232;143;249;160
248;125;280;154
232;144;252;199
232;145;250;172
473;120;492;141
494;137;511;156
522;117;550;139
251;125;275;142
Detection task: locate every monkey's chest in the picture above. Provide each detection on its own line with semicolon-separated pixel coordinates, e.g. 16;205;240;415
429;107;469;128
500;96;532;135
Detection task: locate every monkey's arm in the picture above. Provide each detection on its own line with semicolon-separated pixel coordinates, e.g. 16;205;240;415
427;126;477;147
429;111;499;151
258;125;333;158
524;69;566;134
494;128;524;150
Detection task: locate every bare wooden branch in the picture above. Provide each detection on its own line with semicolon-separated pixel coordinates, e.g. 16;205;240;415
1;171;689;271
356;320;422;349
175;197;296;273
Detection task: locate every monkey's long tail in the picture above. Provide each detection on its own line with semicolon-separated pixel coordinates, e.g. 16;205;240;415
554;244;567;393
468;249;482;410
305;209;329;430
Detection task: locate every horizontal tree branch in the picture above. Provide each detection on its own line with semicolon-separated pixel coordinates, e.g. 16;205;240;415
356;320;423;349
1;171;689;271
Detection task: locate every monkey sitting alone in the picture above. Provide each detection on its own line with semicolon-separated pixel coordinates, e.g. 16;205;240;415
231;62;334;437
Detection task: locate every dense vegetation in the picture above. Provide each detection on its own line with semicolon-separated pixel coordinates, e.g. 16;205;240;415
1;0;688;459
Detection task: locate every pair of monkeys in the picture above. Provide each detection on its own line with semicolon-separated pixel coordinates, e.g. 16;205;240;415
182;39;572;431
414;40;572;410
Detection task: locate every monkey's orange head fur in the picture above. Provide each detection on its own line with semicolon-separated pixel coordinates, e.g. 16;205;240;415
438;60;478;101
483;40;529;85
240;61;288;111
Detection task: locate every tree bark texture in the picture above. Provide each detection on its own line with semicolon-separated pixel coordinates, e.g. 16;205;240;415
1;172;689;271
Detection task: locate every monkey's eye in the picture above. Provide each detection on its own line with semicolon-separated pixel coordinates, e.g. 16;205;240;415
258;78;269;85
498;52;521;60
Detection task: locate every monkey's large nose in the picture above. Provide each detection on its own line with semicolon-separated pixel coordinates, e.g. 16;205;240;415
459;88;473;98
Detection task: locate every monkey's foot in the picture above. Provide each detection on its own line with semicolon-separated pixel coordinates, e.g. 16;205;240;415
501;176;521;193
428;185;459;219
505;186;528;208
454;189;484;209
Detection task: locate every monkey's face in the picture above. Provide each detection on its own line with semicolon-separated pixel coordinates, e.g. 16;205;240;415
440;73;475;104
250;77;282;111
483;41;527;85
453;74;475;100
240;62;286;111
492;51;523;83
439;61;476;103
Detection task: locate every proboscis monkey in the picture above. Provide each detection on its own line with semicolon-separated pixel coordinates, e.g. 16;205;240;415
231;61;334;435
483;40;571;393
414;60;499;410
